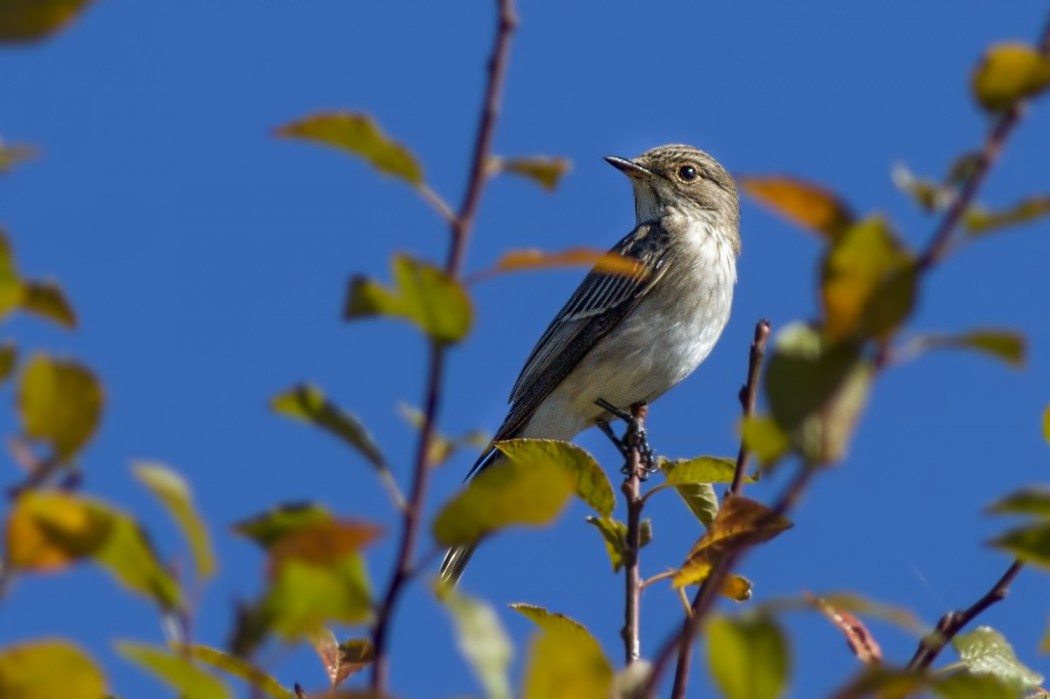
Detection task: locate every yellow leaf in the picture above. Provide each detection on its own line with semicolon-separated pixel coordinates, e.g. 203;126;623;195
493;156;571;191
17;354;103;461
175;644;295;699
673;496;792;587
496;438;613;517
473;247;646;283
739;175;854;239
739;415;792;469
0;640;105;699
0;342;17;384
275;112;423;184
0;0;93;42
116;642;231;699
721;574;754;602
133;461;217;580
972;42;1050;112
512;604;613;699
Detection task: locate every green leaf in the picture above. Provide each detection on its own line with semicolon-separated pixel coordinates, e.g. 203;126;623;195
0;231;21;319
765;324;873;465
0;142;36;174
275;112;423;184
584;516;628;572
492;156;571;192
117;642;231;699
133;461;216;580
0;0;93;42
932;670;1019;699
440;587;513;699
738;175;854;239
1043;404;1050;445
0;342;16;384
496;439;614;517
5;491;181;610
0;639;105;699
972;43;1050;112
707;614;790;699
820;216;917;341
913;329;1026;368
432;456;574;547
952;626;1043;690
987;487;1050;517
965;196;1050;236
989;522;1050;568
175;644;295;699
21;280;76;329
661;469;719;527
512;604;613;699
232;503;332;548
832;666;928;699
739;415;792;469
344;254;472;344
17;354;104;461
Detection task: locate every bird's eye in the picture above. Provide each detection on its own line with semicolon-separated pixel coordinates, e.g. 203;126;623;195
677;165;698;182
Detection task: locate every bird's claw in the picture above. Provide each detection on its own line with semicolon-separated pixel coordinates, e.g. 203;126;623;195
595;399;658;479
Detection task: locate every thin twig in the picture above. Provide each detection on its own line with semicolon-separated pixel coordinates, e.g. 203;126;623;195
369;0;518;691
666;319;771;698
906;559;1025;671
622;404;647;665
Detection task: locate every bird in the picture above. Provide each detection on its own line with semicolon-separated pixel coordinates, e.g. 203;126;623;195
440;144;741;585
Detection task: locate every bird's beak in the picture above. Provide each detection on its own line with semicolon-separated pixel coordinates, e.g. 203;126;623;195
605;155;652;179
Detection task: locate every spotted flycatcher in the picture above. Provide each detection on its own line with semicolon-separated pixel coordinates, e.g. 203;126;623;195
441;144;740;584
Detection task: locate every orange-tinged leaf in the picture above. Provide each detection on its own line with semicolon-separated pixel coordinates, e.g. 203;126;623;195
0;142;36;173
820;217;916;341
268;519;383;571
309;631;374;689
275;112;423;184
232;503;333;549
0;0;93;42
805;592;882;664
17;354;103;461
739;175;854;239
721;574;753;602
673;496;792;587
493;156;571;191
472;247;646;283
0;639;105;698
972;43;1050;112
21;280;76;329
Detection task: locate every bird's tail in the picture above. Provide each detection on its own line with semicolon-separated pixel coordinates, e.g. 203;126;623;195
439;544;478;587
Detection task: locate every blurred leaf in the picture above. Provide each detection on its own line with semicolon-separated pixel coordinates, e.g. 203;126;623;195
987;487;1050;517
309;631;373;689
492;156;570;191
707;614;789;699
806;593;882;664
440;586;513;699
972;43;1050;112
512;604;613;699
175;644;294;699
0;0;92;42
584;516;627;572
821;217;916;341
471;247;646;284
133;461;216;580
496;439;613;517
0;142;36;174
0;231;21;318
117;642;230;699
674;496;792;587
5;491;181;610
1043;404;1050;445
798;592;925;634
947;152;983;187
0;639;105;698
965;196;1050;236
891;163;955;213
0;342;16;384
765;324;874;465
831;666;927;699
953;626;1043;689
933;670;1018;699
989;522;1050;568
232;502;332;548
739;175;854;239
739;415;792;469
21;281;76;329
433;456;574;547
268;519;382;568
275;112;422;184
345;254;472;345
399;403;486;467
913;329;1026;368
17;354;103;461
721;574;753;602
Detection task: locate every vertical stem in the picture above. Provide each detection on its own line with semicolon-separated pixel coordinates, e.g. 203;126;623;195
621;405;647;665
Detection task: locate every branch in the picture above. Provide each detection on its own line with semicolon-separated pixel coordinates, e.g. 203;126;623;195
906;559;1024;671
622;404;648;666
369;0;518;691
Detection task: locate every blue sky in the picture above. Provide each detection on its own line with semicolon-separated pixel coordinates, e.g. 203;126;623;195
3;1;1049;697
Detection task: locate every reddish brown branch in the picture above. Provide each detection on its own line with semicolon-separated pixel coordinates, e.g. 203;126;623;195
369;0;518;691
906;559;1024;671
622;404;648;665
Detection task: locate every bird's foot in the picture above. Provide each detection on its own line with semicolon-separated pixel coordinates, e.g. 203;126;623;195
595;399;658;478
